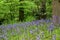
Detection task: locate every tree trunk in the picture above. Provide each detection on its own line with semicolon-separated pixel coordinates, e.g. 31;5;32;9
52;0;60;25
40;0;46;19
19;0;24;21
35;0;46;20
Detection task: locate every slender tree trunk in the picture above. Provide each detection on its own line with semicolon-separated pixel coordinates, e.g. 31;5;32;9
52;0;60;25
35;0;46;20
19;0;24;21
40;0;46;19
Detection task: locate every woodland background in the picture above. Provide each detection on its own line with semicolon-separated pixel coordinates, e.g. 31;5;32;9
0;0;52;25
1;0;60;40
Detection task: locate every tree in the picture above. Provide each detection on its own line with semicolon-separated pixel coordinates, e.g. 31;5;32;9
52;0;60;25
19;0;24;21
40;0;46;19
35;0;46;20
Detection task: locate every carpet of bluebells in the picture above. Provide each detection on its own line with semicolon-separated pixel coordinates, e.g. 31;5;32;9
0;19;60;40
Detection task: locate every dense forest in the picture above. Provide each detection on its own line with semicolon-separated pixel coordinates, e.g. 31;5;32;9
0;0;60;40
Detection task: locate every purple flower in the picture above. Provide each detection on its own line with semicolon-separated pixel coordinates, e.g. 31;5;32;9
7;24;13;29
30;30;33;34
31;20;41;26
48;23;54;32
13;24;17;28
0;25;5;29
35;21;40;26
45;19;51;23
24;22;30;26
52;15;58;23
53;15;58;19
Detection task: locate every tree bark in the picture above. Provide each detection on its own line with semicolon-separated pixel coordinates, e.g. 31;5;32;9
52;0;60;25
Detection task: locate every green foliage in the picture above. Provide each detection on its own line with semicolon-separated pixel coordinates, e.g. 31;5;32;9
46;0;52;18
0;0;52;25
24;16;36;22
20;1;37;16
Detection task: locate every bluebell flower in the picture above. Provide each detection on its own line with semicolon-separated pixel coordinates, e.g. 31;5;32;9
48;23;54;33
7;24;13;29
53;15;58;19
30;30;33;34
52;15;58;23
0;25;5;29
45;19;51;23
13;24;17;28
35;21;40;26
